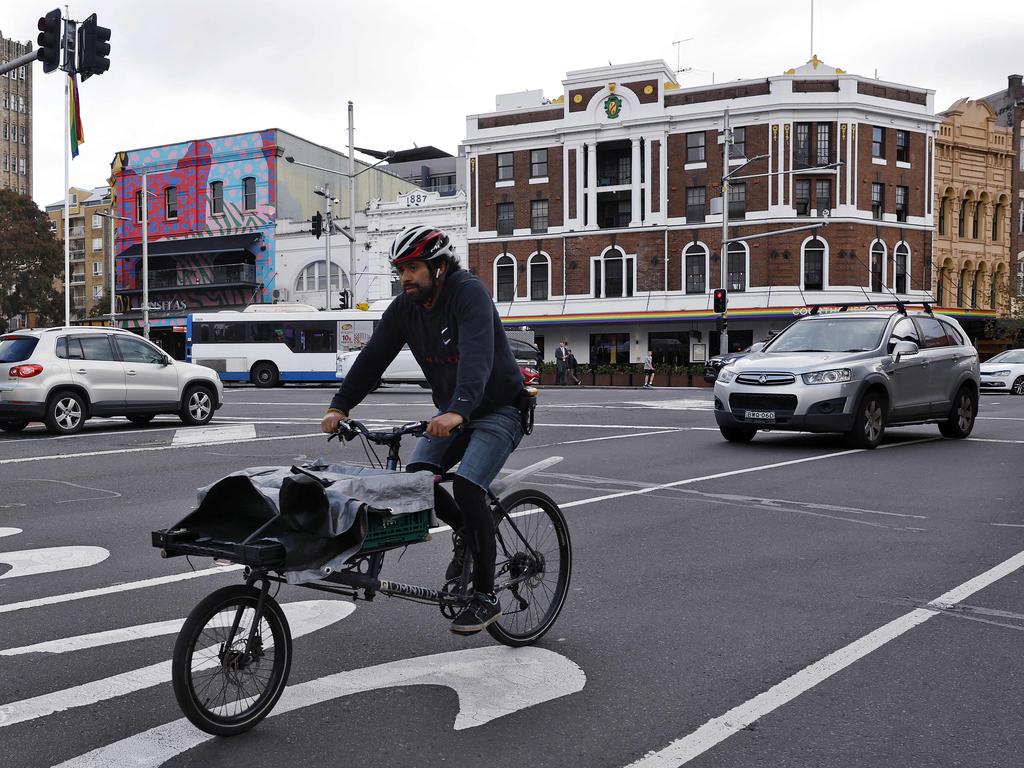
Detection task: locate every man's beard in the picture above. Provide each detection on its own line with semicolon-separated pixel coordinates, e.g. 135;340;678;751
404;280;434;305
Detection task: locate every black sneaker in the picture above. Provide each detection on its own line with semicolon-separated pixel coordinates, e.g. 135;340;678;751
450;592;500;634
445;531;470;582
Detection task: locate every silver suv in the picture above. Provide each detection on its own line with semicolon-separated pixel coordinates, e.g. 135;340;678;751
713;306;980;448
0;326;224;435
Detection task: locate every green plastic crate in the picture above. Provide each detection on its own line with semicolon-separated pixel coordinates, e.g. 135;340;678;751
361;508;431;551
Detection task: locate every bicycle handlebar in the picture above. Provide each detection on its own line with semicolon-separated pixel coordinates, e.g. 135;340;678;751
328;418;465;445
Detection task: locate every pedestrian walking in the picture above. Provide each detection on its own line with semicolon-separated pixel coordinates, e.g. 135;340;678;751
555;340;568;385
643;351;655;388
566;348;581;385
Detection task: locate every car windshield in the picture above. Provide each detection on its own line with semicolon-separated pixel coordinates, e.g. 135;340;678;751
0;336;39;363
767;317;888;354
986;350;1024;364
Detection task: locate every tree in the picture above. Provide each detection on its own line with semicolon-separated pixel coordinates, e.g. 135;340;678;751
0;190;63;331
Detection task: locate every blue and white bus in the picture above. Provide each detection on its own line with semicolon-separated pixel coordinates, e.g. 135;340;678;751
187;305;382;387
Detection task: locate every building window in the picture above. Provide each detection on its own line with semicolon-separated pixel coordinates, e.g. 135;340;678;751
816;123;831;165
593;248;634;298
895;185;908;222
972;201;981;239
589;333;630;365
727;242;746;292
686;132;705;163
530;149;547;178
993;201;1004;241
956;268;966;306
871;183;884;220
296;261;342;292
136;190;144;222
872;126;885;158
795;123;810;167
528;253;550;300
795;180;810;216
686;186;706;222
728;183;746;218
684;243;707;294
815;179;831;213
496;202;514;235
243;177;256;211
91;214;102;228
19;126;25;144
92;237;103;251
896;130;909;163
2;122;6;140
18;157;24;175
732;127;746;158
497;152;513;181
958;198;968;237
939;194;950;235
92;285;103;300
530;199;548;233
870;241;886;292
894;242;909;293
803;238;825;290
210;181;224;215
165;186;178;219
495;254;515;302
970;269;979;307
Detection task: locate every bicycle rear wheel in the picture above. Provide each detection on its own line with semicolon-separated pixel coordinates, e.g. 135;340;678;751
487;488;571;647
172;584;292;736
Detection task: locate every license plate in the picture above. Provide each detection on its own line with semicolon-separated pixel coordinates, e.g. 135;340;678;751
744;410;775;421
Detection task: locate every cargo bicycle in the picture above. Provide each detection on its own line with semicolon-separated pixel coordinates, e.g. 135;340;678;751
152;417;571;736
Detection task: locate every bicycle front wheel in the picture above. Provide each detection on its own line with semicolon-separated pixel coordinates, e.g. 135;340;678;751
488;488;572;647
172;584;292;736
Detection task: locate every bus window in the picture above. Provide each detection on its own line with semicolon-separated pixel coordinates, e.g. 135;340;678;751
193;322;250;343
288;321;336;353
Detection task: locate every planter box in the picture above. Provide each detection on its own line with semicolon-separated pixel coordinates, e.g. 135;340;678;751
610;373;631;387
540;372;556;385
593;373;612;386
652;373;670;387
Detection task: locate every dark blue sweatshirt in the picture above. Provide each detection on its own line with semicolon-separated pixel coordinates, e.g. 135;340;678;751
329;267;523;420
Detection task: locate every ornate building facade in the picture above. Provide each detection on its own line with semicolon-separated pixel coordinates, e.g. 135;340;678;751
0;31;32;197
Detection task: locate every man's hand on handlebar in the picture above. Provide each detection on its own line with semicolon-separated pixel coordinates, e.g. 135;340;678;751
321;410;348;434
427;412;464;438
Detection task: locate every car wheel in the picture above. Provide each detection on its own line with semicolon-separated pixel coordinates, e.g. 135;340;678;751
845;391;885;449
0;420;29;433
938;386;977;439
127;414;155;426
719;426;756;443
1012;376;1024;396
45;391;86;435
250;362;279;388
180;385;215;426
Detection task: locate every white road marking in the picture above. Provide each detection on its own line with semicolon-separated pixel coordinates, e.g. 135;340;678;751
0;564;243;614
54;646;585;768
621;548;1024;768
526;429;684;450
171;423;257;446
0;527;21;538
0;618;187;655
0;601;353;729
624;399;715;410
27;479;122;504
990;523;1024;528
0;546;109;580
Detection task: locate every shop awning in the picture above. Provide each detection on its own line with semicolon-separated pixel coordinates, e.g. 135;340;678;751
120;233;260;258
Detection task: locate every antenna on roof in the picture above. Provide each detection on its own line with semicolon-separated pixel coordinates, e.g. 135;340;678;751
809;0;814;60
672;38;694;74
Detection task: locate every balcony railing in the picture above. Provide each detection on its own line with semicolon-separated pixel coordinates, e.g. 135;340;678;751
119;262;256;292
69;272;86;285
69;227;85;238
69;249;86;262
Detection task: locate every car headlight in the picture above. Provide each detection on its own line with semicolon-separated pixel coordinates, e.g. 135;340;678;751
717;368;736;384
801;368;852;385
985;369;1010;377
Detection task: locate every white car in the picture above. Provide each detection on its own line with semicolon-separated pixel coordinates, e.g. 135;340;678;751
337;346;430;388
980;349;1024;395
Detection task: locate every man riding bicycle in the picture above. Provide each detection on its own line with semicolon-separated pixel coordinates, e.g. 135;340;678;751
321;224;525;635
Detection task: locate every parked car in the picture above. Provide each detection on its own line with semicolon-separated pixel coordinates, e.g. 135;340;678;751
980;348;1024;395
337;344;539;388
703;341;767;383
712;307;980;448
0;327;224;435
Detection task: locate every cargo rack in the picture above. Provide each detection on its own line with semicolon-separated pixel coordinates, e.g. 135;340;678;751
808;302;933;316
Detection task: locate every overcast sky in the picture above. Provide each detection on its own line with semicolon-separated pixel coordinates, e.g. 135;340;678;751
5;0;1023;208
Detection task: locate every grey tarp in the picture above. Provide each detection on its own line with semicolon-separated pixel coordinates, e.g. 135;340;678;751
174;463;435;584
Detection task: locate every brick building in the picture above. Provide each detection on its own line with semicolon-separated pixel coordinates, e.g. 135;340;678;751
463;58;993;367
45;186;114;321
1;30;32;197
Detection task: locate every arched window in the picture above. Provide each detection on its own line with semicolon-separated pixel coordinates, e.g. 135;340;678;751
938;190;954;235
894;242;910;293
592;247;635;298
958;196;968;237
494;254;516;302
726;242;747;292
295;261;344;292
957;265;968;307
971;268;980;308
973;196;985;239
992;264;1005;310
684;242;707;294
527;252;550;301
976;264;989;308
802;237;825;291
870;241;886;293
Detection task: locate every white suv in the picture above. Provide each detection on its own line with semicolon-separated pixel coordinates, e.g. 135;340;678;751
0;327;224;435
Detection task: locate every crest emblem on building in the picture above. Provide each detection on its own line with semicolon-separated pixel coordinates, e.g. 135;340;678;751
604;94;622;119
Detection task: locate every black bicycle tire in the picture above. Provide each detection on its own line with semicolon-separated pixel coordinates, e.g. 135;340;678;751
172;584;292;737
487;488;572;647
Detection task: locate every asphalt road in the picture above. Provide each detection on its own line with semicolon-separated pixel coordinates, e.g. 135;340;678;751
1;384;1022;768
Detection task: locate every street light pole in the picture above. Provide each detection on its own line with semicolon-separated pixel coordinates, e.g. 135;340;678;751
142;172;150;339
720;108;731;356
95;209;129;325
348;102;356;307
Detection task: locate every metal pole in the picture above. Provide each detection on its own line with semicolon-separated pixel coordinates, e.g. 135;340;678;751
324;186;332;311
108;213;115;322
142;172;149;339
720;107;730;356
348;101;356;306
63;71;70;326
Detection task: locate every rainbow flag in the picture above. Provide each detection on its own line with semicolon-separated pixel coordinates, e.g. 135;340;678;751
69;74;84;158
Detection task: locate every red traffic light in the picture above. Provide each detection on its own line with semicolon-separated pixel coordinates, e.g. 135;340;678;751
713;288;728;314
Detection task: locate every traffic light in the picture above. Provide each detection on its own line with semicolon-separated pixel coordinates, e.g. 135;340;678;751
77;13;111;81
716;316;728;332
338;290;349;309
713;288;728;314
36;9;62;74
311;211;323;239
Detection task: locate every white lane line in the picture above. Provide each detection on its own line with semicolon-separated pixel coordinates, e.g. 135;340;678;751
171;423;256;446
990;523;1024;528
0;564;243;614
525;429;684;450
0;546;109;580
0;618;187;655
54;646;585;768
0;601;354;729
967;437;1024;445
976;416;1024;421
622;548;1024;768
0;527;21;538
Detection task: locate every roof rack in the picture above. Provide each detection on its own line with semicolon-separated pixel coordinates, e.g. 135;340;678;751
808;302;933;317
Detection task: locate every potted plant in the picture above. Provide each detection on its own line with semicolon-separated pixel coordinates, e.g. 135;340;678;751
652;364;671;388
610;365;632;387
592;363;615;387
538;361;557;385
